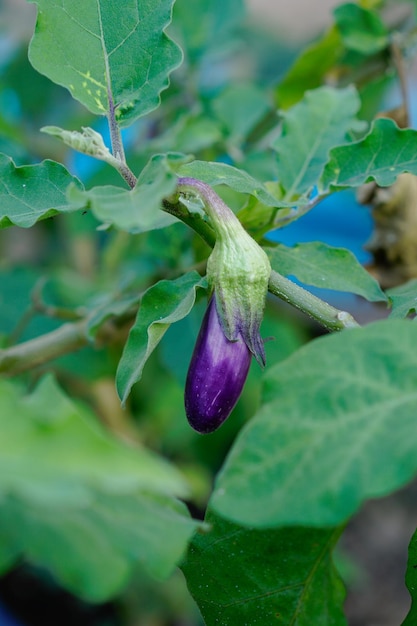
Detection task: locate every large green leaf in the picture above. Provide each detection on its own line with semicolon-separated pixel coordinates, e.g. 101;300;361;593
0;154;82;228
0;491;195;601
334;3;389;55
267;242;387;302
0;376;196;600
68;154;184;232
117;271;206;405
211;320;417;527
272;85;361;199
182;511;346;626
177;160;286;207
320;118;417;191
28;0;183;126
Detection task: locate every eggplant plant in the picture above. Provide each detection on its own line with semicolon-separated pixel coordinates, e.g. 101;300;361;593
2;1;417;625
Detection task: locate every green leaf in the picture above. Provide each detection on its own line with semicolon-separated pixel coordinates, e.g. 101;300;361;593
267;242;387;302
276;27;344;109
116;271;206;405
334;3;389;55
0;154;82;228
236;188;292;238
173;0;245;59
403;527;417;625
28;0;183;126
272;86;361;199
68;153;186;232
387;279;417;318
151;113;222;154
211;83;271;142
0;376;197;600
0;491;196;601
320;118;417;191
177;160;286;207
5;374;187;498
181;511;346;626
211;320;417;527
86;294;140;339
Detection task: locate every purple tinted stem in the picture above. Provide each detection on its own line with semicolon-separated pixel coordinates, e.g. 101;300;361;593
185;297;252;434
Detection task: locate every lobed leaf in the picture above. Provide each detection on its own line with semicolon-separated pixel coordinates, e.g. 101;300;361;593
211;320;417;527
0;154;82;228
267;242;387;302
320;118;417;191
272;85;361;199
0;376;196;600
181;511;346;626
116;271;206;405
28;0;183;126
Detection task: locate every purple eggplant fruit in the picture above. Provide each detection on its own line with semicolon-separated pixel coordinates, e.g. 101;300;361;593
177;178;270;433
185;296;252;434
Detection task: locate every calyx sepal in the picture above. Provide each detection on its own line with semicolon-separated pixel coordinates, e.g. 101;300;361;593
177;177;271;365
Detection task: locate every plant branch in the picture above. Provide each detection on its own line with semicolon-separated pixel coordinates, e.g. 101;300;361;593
390;35;410;127
0;304;137;377
107;89;137;189
162;198;216;248
0;321;89;377
268;270;360;331
272;193;327;229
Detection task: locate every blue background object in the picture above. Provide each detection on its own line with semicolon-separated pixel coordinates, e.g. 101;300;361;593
267;189;374;265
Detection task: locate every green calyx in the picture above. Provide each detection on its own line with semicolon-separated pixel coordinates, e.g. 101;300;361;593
177;177;271;365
